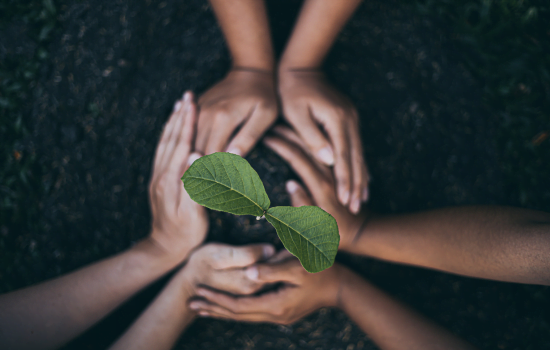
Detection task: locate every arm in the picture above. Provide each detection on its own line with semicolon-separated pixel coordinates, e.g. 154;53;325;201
192;253;475;350
109;243;275;350
0;93;208;350
350;206;550;285
264;126;550;286
195;0;277;157
278;0;369;214
208;0;273;71
339;269;476;350
279;0;363;70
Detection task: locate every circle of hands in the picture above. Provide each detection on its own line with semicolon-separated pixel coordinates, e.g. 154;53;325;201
151;88;367;325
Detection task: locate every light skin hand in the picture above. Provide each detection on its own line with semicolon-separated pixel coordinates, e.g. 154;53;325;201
150;91;208;261
195;69;278;157
0;92;206;350
263;126;366;251
277;0;368;213
189;250;343;325
278;70;369;213
109;243;275;350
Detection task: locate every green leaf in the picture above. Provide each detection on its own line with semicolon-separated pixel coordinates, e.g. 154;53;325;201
182;152;270;216
266;206;339;273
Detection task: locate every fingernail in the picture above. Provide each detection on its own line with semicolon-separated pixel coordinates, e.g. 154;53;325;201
183;91;192;102
339;188;350;205
199;311;209;317
187;153;201;166
263;245;275;259
226;147;242;156
317;146;334;166
350;198;361;214
189;302;202;310
246;266;259;281
174;101;182;112
362;188;369;202
286;180;299;194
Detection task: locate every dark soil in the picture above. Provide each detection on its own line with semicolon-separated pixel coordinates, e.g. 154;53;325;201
2;0;549;349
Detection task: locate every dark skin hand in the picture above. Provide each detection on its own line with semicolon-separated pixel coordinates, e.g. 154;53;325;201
264;126;550;286
191;250;476;350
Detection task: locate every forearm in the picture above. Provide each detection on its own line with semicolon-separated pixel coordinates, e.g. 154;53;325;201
0;238;182;350
109;272;195;350
208;0;274;70
339;269;476;350
280;0;362;70
348;206;550;285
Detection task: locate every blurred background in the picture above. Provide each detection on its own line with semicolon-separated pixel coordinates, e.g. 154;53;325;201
1;0;549;349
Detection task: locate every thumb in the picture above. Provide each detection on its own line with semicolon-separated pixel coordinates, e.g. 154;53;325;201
285;180;314;207
212;243;276;269
246;258;302;284
225;106;277;157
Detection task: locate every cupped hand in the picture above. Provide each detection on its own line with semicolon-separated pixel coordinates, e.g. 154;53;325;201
263;126;368;251
195;68;278;157
149;92;207;261
177;243;276;297
278;70;369;213
189;250;344;325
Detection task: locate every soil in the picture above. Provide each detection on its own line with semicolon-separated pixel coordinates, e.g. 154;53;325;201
2;0;549;349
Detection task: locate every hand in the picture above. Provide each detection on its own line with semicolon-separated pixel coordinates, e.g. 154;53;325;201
263;126;367;251
195;68;278;156
189;250;344;325
177;243;276;298
278;69;369;213
149;92;207;261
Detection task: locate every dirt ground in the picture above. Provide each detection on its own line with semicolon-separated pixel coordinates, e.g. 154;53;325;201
2;0;549;349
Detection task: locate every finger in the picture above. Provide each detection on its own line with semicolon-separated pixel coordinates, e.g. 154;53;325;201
168;92;198;175
190;300;273;322
154;97;186;170
272;125;332;179
263;136;330;205
225;104;277;157
314;109;351;206
194;108;213;154
283;105;335;166
196;287;286;314
347;119;366;213
285;180;314;207
160;92;192;167
209;243;276;269
204;110;243;155
206;269;263;295
362;162;370;202
245;258;303;284
267;249;294;263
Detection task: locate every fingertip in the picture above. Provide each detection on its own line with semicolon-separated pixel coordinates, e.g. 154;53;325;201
350;198;361;214
246;266;259;281
316;146;334;166
285;180;300;194
263;245;276;259
183;91;193;102
187;152;202;167
226;147;242;157
362;187;369;202
338;187;350;206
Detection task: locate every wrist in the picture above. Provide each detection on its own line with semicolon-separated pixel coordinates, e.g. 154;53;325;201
334;266;360;311
232;56;274;72
136;236;192;272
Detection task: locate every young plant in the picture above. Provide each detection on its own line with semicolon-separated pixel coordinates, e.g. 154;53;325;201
182;152;339;273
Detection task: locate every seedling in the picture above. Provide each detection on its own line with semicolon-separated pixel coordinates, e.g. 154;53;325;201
182;152;339;273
